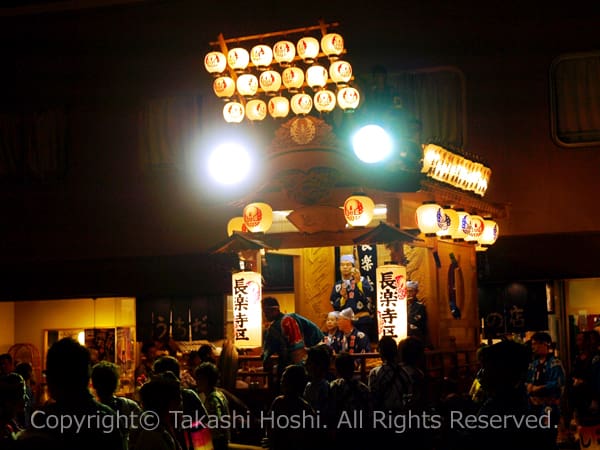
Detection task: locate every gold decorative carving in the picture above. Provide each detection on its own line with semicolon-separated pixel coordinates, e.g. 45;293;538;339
286;205;346;233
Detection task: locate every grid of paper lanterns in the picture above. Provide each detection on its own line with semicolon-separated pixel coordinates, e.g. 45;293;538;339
204;32;359;122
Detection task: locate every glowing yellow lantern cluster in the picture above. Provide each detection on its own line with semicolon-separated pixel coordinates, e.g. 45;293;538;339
204;25;360;123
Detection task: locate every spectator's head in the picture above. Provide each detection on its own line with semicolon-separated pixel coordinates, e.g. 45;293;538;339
14;362;33;383
0;353;14;376
398;336;425;367
339;254;355;278
140;340;158;361
377;336;398;363
335;352;355;380
153;355;181;380
198;344;217;364
139;372;182;420
337;308;356;333
91;361;120;400
46;338;91;401
407;280;419;300
530;331;552;357
280;364;307;396
262;297;281;322
305;344;332;381
325;311;340;333
194;362;220;393
479;340;530;395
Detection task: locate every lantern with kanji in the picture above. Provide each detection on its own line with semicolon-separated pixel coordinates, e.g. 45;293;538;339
243;202;273;232
343;194;375;227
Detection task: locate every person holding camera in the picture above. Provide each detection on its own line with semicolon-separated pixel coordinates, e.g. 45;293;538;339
329;254;375;340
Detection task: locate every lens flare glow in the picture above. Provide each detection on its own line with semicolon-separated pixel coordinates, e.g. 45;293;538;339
208;142;251;185
352;124;393;163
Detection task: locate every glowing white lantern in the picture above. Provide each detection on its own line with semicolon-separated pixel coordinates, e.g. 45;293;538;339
213;76;236;100
232;271;262;347
290;93;313;115
479;218;499;247
329;60;353;86
337;86;360;111
227;216;248;236
268;96;289;118
245;99;267;121
296;37;320;63
282;67;305;93
343;193;375;227
452;209;471;241
236;74;258;97
273;40;296;67
204;51;227;75
465;214;485;243
376;263;408;341
415;202;443;236
223;102;245;123
314;89;336;112
436;207;459;239
259;70;282;95
250;44;273;69
321;33;344;59
306;65;328;90
227;47;250;72
243;202;273;232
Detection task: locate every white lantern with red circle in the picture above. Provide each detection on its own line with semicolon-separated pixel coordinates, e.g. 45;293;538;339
213;76;236;100
223;102;245;123
273;40;296;67
282;67;305;93
250;44;273;70
243;202;273;233
227;216;248;236
415;202;443;237
337;86;360;111
204;51;227;76
268;96;289;118
465;214;485;243
314;89;336;112
329;60;352;86
245;99;267;121
296;37;320;63
343;194;375;227
236;74;258;97
290;93;313;115
479;218;499;247
321;33;344;60
227;47;250;72
259;70;282;95
452;209;471;241
306;65;328;90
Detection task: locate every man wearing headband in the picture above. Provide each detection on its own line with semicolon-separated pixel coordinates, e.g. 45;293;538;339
330;253;375;340
407;280;429;344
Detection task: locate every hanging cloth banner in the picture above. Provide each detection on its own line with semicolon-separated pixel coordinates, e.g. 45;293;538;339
356;244;377;312
232;271;263;348
375;263;408;341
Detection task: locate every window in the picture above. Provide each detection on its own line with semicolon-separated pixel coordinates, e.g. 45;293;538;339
550;52;600;147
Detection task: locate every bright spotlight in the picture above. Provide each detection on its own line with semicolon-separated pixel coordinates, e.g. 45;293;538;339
352;124;393;163
207;142;251;185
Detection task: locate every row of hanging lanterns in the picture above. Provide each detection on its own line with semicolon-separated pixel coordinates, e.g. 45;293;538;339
415;202;499;250
204;30;360;123
227;193;376;236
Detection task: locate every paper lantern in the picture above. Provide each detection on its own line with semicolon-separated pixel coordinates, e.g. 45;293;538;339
223;102;245;123
250;44;273;69
227;47;250;72
236;74;258;97
436;207;459;239
268;96;289;118
212;76;235;100
243;202;273;232
343;194;375;227
376;263;408;341
231;271;262;347
282;67;305;93
415;202;443;237
245;99;267;121
273;40;296;67
320;33;344;59
314;89;336;112
259;70;282;95
296;37;319;63
306;65;328;90
465;214;485;242
337;86;360;111
479;218;499;246
290;93;313;115
204;51;227;75
227;217;248;236
452;209;471;241
329;60;352;86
